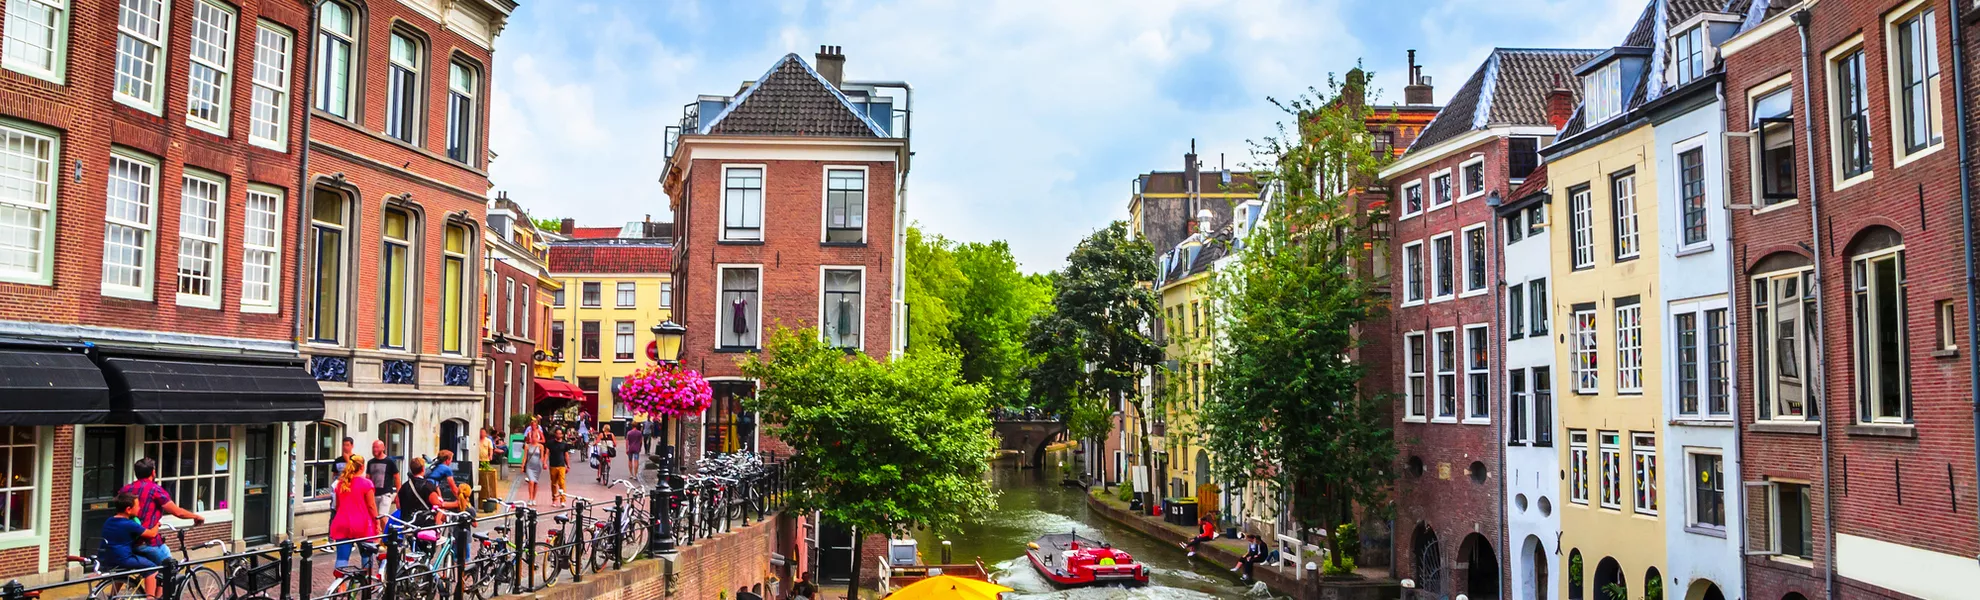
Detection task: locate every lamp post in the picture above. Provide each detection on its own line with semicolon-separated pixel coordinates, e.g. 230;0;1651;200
647;320;686;557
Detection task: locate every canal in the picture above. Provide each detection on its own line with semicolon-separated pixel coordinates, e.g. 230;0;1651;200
911;452;1277;599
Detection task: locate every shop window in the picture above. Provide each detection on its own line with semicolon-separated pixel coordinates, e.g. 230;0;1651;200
302;421;342;500
143;425;232;514
0;427;37;532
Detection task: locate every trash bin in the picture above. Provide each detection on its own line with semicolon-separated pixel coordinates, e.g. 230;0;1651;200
1176;498;1199;525
1163;500;1180;524
507;433;524;465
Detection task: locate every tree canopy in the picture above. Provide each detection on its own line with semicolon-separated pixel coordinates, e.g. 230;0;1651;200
1023;220;1163;445
904;226;1051;407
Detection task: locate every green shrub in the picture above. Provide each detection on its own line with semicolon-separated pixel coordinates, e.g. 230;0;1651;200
1322;555;1357;576
508;413;533;435
1116;484;1134;502
1334;523;1361;564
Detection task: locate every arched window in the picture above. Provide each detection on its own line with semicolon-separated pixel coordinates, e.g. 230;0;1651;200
441;223;470;354
302;421;345;500
1567;549;1584;600
313;1;357;117
385;29;423;142
309;187;352;344
380;419;411;462
380;206;415;350
446;59;479;164
1846;226;1908;424
1750;252;1815;422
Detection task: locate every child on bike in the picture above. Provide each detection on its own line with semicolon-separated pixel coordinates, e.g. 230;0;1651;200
98;492;161;598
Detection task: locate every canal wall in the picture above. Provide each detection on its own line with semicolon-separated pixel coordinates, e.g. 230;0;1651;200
1083;493;1399;600
502;514;788;600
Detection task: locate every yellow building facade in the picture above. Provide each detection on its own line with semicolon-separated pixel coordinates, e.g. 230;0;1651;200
1546;122;1666;596
545;261;674;424
1159;270;1217;505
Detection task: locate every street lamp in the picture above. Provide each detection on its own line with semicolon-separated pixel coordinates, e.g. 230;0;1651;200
647;320;686;557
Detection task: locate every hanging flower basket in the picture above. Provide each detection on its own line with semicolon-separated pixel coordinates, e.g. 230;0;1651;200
617;363;714;418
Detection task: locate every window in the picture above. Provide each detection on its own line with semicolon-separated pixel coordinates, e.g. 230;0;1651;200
1679;148;1707;246
720;267;761;348
1748;481;1813;559
1434;329;1457;420
377;420;408;461
825;169;865;242
1675;306;1732;418
1631;433;1657;515
4;0;67;81
1405;332;1427;420
1571;306;1598;393
1506;213;1525;244
660;281;673;309
548;322;564;357
441;224;468;354
184;1;234;132
579;321;600;360
1527;204;1546;236
1403;241;1425;304
1751;86;1796;204
614;321;635;361
1534;366;1554;445
1583;60;1623;123
1706;309;1729;415
1372;131;1394;156
823;269;863;348
1615;299;1642;393
1460;158;1485;199
380;209;412;349
1891;6;1943;156
1401;181;1424;216
723;168;763;241
241;188;282;311
1690;452;1724;530
1754;268;1815;420
1832;48;1872;180
0;123;57;284
386;32;421;143
552;288;565;308
502;278;515;335
616;281;636;308
581;282;601;307
301;422;341;500
313;1;355;117
144;425;230;514
103;152;158;298
1673;26;1705;85
248;24;291;149
0;427;37;532
176;174;225;307
1429;172;1453;209
309;190;346;343
1569;430;1589;504
1569;185;1594;269
1431;233;1454;300
1463;226;1487;294
1852;248;1908;423
1676;311;1700;415
1612;171;1639;260
1465;325;1489;422
115;0;169;112
1530;278;1549;334
519;284;530;337
1598;431;1622;509
1509;368;1529;443
1937;300;1957;351
446;61;477;163
1508;137;1540;180
1509;283;1526;338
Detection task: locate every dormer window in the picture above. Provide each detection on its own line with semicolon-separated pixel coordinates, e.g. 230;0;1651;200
1583;61;1623;123
1673;26;1705;85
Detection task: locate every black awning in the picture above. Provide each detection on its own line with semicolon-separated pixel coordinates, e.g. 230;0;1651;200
102;356;325;425
0;347;111;425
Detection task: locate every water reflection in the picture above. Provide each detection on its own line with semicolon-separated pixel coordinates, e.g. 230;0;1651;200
910;453;1279;599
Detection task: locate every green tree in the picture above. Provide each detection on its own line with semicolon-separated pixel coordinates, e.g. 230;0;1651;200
1201;68;1396;575
905;227;1051;407
740;328;997;598
905;227;964;352
532;217;562;232
1023;221;1162;484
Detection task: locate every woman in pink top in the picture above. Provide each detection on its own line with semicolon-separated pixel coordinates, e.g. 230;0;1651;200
328;454;379;568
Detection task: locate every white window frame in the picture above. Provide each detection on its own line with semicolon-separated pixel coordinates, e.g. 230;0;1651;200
659;280;673;310
1672;25;1705;86
2;0;70;83
1612;171;1640;260
1399;180;1424;219
1631;433;1657;516
1427;169;1454;211
1569;185;1594;269
114;0;171;114
1851;246;1909;424
1598;430;1623;510
519;283;530;338
819;266;867;351
503;277;516;335
1746;76;1800;210
1429;232;1455;302
716;264;765;350
1615;300;1643;394
614;321;636;362
103;150;160;300
184;0;236;135
1460;224;1488;297
240;186;282;312
581;281;601;308
1401;240;1425;306
1672;299;1734;420
1754;267;1816;422
1583;60;1623;123
1462;323;1490;424
1674;136;1712;251
1432;327;1459;423
1404;331;1427;422
0;426;49;543
616;281;637;308
144;425;235;523
1457;156;1487;201
1826;38;1874;189
176;171;227;309
1688;449;1726;532
313;0;355;118
1570;306;1599;394
1886;0;1945;167
721;165;765;242
248;22;292;150
820;166;868;244
1568;430;1590;504
0;121;58;286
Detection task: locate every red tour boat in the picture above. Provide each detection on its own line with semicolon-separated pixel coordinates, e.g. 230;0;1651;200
1025;532;1151;588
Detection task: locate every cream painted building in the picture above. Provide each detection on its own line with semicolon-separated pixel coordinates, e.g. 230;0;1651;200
545;238;674;424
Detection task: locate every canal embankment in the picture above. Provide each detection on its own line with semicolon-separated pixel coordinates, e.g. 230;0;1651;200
1082;491;1400;600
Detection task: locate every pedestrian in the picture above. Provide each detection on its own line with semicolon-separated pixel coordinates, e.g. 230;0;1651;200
328;454;378;569
547;429;572;506
366;441;401;528
787;572;816;600
118;457;205;568
478;428;495;475
1180;513;1217;557
97;492;162;598
592;430;616;484
520;415;546;505
1230;533;1267;581
625;424;643;473
342;437;355;461
430;450;460;505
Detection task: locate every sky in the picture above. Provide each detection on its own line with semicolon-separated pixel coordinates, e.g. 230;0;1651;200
489;0;1646;271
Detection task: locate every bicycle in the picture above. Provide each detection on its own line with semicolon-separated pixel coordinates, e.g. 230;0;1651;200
466;500;524;600
321;540;382;600
68;524;224;600
531;496;596;587
64;555;154;600
591;480;648;567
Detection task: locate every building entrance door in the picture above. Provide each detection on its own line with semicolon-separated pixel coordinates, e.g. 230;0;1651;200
817;518;855;584
79;427;128;558
241;425;277;544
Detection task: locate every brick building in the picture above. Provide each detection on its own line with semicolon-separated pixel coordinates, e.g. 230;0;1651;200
1721;0;1978;597
0;0;323;582
1380;47;1595;598
542;230;674;427
661;47;908;585
483;193;558;435
293;0;514;536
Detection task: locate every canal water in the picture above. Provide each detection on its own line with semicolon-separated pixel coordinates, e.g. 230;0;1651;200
911;453;1278;599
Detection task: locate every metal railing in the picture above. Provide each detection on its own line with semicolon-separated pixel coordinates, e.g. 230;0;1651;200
3;462;791;600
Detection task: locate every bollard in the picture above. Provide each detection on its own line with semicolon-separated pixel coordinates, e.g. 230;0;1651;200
611;495;626;571
570;500;586;583
3;580;25;600
522;507;538;592
510;508;528;596
298;541;315;600
278;540;294;600
383;526;402;600
159;557;181;600
453;513;471;600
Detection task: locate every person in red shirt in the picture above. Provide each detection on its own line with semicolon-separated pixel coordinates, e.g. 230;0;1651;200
1180;513;1218;557
119;457;206;566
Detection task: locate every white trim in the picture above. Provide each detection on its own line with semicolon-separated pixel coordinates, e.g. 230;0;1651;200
0;119;59;286
1884;0;1947;170
1669;298;1735;421
1428;231;1457;302
1672;135;1713;252
1378;126;1560;178
1849;245;1909;424
819;165;870;244
175;169;227;309
0;427;52;551
240;185;284;313
1426;168;1455;212
0;0;70;84
102;148;161;301
1615;301;1643;394
184;0;236;136
817;265;868;352
1400;239;1426;307
1459;224;1489;298
1456;155;1488;202
247;21;293;151
1836;532;1980;600
1720;5;1803;58
715;263;765;350
1745;75;1798;208
1684;448;1727;531
1461;323;1491;425
1403;330;1428;422
113;0;172;115
1431;326;1460;423
1824;35;1874;191
720;164;766;243
1398;179;1425;220
1630;432;1658;516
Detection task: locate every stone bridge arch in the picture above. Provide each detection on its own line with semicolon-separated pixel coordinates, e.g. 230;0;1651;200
991;418;1068;469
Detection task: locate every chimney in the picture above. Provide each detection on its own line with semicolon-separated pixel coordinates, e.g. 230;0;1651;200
815;45;845;89
559;218;575;235
1184;140;1200;218
1345;68;1369;110
1546;74;1575;130
1404;49;1435;105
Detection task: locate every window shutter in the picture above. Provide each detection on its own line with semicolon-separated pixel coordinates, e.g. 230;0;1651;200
1743;481;1778;555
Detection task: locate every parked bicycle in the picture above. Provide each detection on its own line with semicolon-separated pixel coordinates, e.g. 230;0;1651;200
68;524;223;600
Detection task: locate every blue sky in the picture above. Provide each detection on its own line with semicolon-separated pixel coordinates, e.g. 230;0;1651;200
490;0;1644;270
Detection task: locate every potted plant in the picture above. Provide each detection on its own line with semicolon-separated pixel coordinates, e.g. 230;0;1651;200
616;363;714;419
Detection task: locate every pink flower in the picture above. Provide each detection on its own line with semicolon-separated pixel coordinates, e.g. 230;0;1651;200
616;363;714;418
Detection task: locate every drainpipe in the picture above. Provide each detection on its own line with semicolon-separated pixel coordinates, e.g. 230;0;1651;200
1946;0;1980;566
1791;10;1837;599
285;2;322;544
1486;189;1506;592
1714;75;1752;596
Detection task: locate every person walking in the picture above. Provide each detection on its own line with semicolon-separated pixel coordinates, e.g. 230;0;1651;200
624;424;643;474
517;416;546;505
328;455;378;569
365;441;401;528
119;457;206;567
547;429;572;506
591;430;616;484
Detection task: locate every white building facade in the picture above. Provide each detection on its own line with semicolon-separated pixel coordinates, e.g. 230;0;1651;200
1500;180;1561;600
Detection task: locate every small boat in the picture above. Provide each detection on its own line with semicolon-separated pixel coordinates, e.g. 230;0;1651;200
887;558;993;589
1024;532;1150;588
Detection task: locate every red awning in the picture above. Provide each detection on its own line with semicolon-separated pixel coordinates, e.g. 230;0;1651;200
533;378;583;401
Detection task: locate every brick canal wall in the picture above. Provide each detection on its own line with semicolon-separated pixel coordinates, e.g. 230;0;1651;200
1083;493;1400;600
505;515;788;600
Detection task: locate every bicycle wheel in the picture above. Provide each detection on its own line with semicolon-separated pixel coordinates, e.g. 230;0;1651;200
617;511;647;563
390;564;433;600
531;542;566;588
182;565;225;600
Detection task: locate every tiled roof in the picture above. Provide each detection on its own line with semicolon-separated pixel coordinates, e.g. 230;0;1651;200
547;242;672;274
568;227;622;239
1510;164;1549;202
701;54;886;138
1408;49;1601;153
1552;0;1722;141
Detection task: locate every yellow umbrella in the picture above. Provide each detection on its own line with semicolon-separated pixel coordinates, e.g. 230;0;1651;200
885;575;1014;600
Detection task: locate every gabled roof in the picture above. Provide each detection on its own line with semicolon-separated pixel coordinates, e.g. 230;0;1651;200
698;54;888;138
1407;48;1601;153
1553;0;1723;141
547;242;673;274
